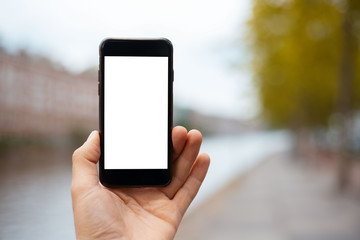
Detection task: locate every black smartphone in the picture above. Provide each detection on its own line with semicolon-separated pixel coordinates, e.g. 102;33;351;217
98;38;173;187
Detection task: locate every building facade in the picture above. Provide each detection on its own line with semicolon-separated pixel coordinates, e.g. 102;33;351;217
0;51;98;137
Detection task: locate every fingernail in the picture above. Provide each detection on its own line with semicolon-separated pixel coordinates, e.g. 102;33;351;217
87;131;97;142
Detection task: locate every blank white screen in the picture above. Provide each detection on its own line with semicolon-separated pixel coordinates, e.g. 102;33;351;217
104;56;168;169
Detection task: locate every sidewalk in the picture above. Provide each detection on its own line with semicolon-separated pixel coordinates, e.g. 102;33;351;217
175;153;360;240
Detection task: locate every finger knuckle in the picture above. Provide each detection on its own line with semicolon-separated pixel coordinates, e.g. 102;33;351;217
70;182;79;196
72;148;82;163
71;181;87;197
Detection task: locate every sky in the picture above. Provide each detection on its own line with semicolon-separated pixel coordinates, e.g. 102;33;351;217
0;0;257;119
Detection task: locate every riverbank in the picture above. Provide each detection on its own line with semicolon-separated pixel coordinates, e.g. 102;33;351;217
175;152;360;240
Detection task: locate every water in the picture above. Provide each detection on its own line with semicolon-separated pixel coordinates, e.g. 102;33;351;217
0;142;75;240
0;130;291;239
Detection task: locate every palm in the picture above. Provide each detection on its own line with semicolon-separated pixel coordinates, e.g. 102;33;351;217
108;188;179;239
72;127;210;240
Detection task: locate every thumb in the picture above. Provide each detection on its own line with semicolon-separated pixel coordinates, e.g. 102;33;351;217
72;131;101;192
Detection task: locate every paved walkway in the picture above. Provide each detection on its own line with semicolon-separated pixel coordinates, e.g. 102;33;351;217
175;153;360;240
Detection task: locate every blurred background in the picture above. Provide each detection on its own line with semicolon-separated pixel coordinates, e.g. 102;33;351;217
1;0;360;239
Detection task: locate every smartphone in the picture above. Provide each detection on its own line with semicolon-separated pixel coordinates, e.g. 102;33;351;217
98;38;173;187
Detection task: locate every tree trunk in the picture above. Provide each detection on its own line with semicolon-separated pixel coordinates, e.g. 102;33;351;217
336;1;355;191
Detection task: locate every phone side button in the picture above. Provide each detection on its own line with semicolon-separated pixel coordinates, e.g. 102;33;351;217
172;69;174;82
98;83;100;96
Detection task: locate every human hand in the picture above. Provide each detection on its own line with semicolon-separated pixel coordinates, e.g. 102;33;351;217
71;126;210;240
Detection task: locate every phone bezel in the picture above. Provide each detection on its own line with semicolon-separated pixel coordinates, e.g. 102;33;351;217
99;38;173;187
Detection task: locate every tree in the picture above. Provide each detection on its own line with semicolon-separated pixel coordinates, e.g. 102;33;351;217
248;0;360;189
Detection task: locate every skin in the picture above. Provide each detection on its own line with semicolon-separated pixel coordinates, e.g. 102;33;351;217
71;126;210;240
